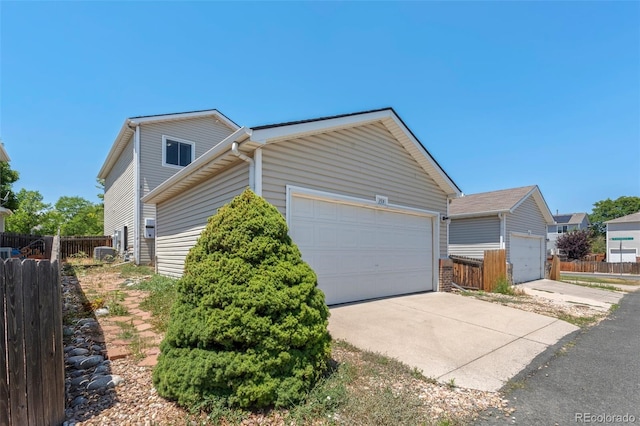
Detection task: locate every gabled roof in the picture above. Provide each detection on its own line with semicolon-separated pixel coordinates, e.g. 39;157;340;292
143;108;462;205
0;143;9;162
553;212;590;225
449;185;555;223
98;109;239;179
606;211;640;224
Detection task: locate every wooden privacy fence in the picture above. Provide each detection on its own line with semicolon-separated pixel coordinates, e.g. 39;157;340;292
483;249;507;292
451;249;507;291
0;258;65;426
60;235;112;260
0;234;53;260
0;233;112;261
451;256;484;290
560;261;640;275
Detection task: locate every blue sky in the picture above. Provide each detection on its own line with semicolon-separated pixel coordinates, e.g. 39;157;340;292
1;1;638;215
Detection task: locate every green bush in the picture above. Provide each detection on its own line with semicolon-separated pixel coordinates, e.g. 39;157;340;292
153;189;331;409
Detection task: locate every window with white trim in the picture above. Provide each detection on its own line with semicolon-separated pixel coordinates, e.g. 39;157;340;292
162;135;195;168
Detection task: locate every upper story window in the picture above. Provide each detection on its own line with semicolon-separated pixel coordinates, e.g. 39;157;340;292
162;135;195;168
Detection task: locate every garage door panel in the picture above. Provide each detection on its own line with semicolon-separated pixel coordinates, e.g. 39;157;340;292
511;235;543;283
290;195;434;305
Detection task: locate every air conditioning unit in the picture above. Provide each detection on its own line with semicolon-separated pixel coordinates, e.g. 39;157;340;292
94;246;116;262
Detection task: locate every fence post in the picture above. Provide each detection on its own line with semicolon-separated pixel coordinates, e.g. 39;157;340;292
549;256;560;281
0;261;10;426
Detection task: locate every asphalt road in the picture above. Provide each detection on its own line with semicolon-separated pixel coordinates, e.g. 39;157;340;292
474;290;640;425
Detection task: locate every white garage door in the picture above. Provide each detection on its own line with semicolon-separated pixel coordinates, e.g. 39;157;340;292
510;234;544;283
609;248;637;263
289;193;434;305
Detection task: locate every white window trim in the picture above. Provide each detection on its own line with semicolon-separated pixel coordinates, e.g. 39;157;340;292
162;135;195;169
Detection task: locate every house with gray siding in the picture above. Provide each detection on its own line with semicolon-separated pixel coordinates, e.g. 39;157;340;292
142;108;462;305
606;212;640;262
547;212;590;255
448;185;554;283
98;109;239;264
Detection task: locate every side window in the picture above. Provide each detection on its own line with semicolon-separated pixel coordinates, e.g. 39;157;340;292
162;135;195;168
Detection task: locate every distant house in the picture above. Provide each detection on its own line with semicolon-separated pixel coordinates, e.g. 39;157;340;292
448;185;554;283
605;212;640;263
141;108;461;305
98;110;239;264
547;213;591;255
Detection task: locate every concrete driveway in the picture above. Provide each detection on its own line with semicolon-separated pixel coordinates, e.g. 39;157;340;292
519;279;626;311
328;292;578;392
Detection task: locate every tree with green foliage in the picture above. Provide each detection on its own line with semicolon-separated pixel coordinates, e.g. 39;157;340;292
0;162;19;211
153;189;331;409
590;196;640;235
556;229;591;260
6;189;58;235
55;196;103;235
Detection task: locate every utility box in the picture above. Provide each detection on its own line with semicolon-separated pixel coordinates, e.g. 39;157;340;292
144;218;156;239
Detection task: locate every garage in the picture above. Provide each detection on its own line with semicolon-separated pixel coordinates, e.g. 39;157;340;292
289;190;436;305
609;248;637;263
510;233;544;283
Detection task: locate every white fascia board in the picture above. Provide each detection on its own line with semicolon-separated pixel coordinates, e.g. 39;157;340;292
0;144;10;162
130;110;240;130
385;113;462;197
98;122;135;179
250;110;393;144
142;127;252;204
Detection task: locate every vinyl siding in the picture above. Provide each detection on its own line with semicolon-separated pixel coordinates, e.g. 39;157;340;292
103;135;134;255
505;197;548;262
155;161;249;277
449;216;501;259
260;122;449;254
138;117;235;264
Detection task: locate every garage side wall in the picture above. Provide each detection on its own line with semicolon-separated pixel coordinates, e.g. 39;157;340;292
449;216;501;259
103;135;135;256
155;161;249;277
506;196;548;262
260;122;449;253
606;222;640;262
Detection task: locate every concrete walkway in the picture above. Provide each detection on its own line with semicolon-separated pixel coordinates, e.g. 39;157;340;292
519;279;626;311
328;292;578;392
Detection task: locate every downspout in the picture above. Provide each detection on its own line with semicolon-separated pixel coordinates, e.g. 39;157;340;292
231;142;255;191
498;212;506;249
131;121;141;265
254;148;263;196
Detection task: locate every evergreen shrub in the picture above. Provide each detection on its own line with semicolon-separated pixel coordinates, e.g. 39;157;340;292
153;189;331;408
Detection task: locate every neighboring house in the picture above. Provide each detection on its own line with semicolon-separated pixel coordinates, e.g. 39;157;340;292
0;143;11;232
141;108;462;305
605;212;640;263
98;109;239;264
547;212;591;255
448;185;554;283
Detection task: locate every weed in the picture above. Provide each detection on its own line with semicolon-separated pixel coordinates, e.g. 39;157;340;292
557;313;601;328
492;276;525;296
116;321;136;339
447;378;456;389
119;263;154;278
609;303;620;312
134;275;177;332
